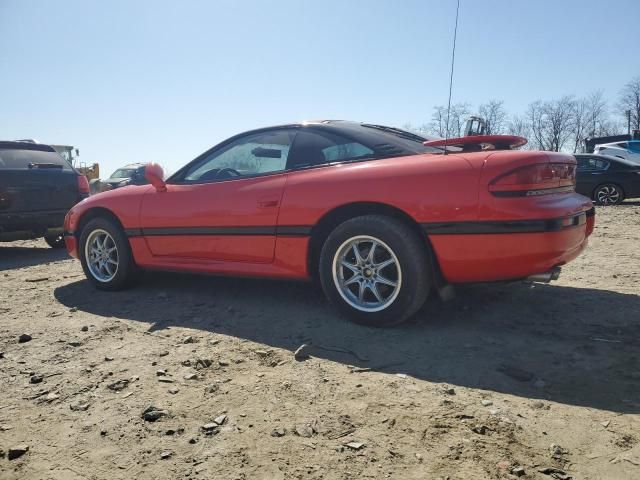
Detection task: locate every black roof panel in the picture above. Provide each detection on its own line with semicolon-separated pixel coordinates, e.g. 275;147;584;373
0;141;56;152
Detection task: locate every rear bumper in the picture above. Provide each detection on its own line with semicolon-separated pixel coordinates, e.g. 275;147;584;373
0;209;67;230
429;207;595;283
0;209;68;242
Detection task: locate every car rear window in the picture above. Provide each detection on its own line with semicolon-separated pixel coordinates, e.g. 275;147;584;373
0;149;71;170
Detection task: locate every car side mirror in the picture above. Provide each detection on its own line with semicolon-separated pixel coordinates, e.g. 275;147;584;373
145;163;166;192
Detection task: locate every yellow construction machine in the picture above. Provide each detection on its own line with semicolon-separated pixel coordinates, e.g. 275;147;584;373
51;145;101;193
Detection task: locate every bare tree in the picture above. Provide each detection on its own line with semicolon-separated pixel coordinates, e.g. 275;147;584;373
618;76;640;131
585;90;609;137
478;100;507;134
571;97;589;153
526;101;545;150
406;77;640;150
507;114;530;137
428;106;448;137
527;96;576;152
449;102;471;137
427;103;471;138
599;118;626;136
505;114;533;149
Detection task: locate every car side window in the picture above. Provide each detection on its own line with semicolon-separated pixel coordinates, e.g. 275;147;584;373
287;129;374;169
182;129;296;183
576;159;590;171
577;158;608;171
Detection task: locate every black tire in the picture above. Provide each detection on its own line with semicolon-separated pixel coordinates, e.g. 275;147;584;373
593;183;624;206
79;217;136;291
44;234;65;248
318;215;431;327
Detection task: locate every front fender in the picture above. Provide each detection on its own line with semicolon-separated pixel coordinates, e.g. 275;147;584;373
63;185;152;257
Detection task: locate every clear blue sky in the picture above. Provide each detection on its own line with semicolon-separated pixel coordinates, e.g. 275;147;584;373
1;0;638;175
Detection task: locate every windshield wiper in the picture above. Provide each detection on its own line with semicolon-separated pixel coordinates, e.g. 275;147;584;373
28;163;63;169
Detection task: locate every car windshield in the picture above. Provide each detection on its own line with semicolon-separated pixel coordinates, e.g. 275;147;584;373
110;168;135;178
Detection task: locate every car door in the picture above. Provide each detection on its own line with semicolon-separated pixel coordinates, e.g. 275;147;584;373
576;156;609;196
139;128;297;263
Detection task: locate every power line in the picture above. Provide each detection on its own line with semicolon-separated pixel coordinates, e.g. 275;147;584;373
444;0;461;154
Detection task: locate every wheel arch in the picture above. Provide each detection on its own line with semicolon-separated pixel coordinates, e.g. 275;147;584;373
76;207;126;239
307;202;436;281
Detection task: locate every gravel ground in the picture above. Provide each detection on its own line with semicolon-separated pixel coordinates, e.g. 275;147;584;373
1;203;639;480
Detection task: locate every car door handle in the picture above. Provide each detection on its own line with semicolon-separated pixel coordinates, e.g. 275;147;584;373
257;198;279;208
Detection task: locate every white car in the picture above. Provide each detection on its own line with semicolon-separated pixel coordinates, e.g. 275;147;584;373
594;140;640;164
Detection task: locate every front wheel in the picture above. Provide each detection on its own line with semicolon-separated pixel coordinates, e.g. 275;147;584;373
319;215;431;327
79;217;136;290
594;184;624;206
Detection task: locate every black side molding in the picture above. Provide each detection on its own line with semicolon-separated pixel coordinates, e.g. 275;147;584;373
124;225;313;238
422;211;588;235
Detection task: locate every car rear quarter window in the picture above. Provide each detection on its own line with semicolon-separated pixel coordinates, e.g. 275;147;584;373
577;157;609;171
287;130;375;169
0;149;71;170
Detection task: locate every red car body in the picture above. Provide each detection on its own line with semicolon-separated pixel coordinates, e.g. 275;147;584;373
64;122;594;288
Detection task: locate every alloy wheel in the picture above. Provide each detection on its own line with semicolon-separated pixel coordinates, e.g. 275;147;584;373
85;229;119;282
332;235;402;312
596;185;621;205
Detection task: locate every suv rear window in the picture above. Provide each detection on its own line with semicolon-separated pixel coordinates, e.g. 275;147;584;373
0;149;71;170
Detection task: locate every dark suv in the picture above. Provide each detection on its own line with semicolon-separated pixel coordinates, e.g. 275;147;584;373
0;141;90;248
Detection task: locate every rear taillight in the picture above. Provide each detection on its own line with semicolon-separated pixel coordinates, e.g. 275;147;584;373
77;175;90;195
490;163;576;196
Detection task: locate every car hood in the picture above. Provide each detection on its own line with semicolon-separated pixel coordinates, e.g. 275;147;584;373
90;184;151;200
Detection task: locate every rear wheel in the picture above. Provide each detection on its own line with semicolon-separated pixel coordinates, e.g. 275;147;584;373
319;215;431;327
594;183;624;205
79;217;136;290
44;234;65;248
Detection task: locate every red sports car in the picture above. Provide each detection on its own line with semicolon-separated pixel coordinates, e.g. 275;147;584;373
64;121;594;326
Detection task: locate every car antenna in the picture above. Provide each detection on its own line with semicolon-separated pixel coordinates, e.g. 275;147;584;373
443;0;460;156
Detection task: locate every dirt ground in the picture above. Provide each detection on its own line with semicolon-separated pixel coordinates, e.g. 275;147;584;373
1;204;639;480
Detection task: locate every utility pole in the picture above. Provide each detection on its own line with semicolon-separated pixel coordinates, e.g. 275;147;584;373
627;110;632;135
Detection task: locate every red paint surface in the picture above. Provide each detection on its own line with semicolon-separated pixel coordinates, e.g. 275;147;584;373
65;149;594;283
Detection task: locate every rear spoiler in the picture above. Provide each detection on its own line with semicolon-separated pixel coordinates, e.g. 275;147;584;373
423;135;527;152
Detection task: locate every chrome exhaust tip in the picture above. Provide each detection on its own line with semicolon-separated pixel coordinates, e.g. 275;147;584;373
526;267;561;283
